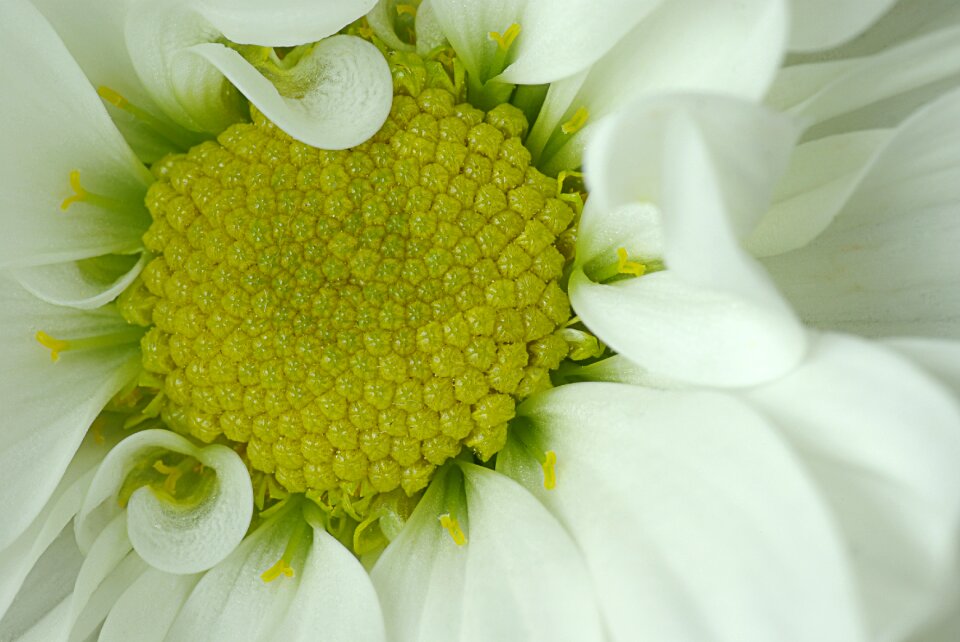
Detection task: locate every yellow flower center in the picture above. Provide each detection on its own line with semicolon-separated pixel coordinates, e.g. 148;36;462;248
118;73;576;518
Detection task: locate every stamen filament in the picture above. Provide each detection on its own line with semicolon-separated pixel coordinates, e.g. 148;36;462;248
489;23;521;53
97;86;199;150
617;247;646;277
35;327;147;362
561;106;589;134
261;517;309;583
510;420;558;490
261;557;295;582
439;513;468;546
61;170;128;212
395;4;417;16
438;465;469;546
35;331;68;362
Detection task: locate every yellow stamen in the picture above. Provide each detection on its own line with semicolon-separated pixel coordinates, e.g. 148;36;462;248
396;4;417;16
261;557;295;582
97;85;127;109
617;247;646;277
36;331;68;362
91;417;107;445
60;170;87;211
152;459;183;495
439;513;468;546
97;85;198;149
561;106;589;134
541;450;557;490
489;23;521;52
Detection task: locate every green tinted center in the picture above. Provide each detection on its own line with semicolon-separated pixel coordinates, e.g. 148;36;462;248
119;74;575;517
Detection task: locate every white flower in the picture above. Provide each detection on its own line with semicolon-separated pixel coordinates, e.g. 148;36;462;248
2;1;958;642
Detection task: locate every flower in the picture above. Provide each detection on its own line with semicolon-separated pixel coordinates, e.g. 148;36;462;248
1;1;958;642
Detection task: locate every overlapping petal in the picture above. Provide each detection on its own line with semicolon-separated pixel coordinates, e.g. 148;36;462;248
0;277;140;552
768;24;960;137
760;87;960;339
0;0;152;270
740;334;960;640
158;506;382;642
371;463;604;642
0;428;122;622
498;382;864;642
788;0;897;52
573;94;804;387
528;0;789;173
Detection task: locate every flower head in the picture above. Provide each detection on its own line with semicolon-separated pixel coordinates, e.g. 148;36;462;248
2;1;960;641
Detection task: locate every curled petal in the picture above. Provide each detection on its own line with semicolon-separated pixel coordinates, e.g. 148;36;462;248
11;254;146;311
195;0;376;47
76;430;253;574
191;35;392;150
575;95;804;387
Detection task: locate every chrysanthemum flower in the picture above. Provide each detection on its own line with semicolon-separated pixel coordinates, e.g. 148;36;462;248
0;0;957;641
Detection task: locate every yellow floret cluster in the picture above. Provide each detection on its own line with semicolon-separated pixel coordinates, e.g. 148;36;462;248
119;83;575;509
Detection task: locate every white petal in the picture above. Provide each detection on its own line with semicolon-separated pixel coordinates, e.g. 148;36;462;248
274;527;386;642
11;254;146;311
497;0;662;85
761;87;960;339
124;0;243;134
63;515;144;641
0;429;118;620
428;0;526;83
372;464;604;642
746;129;893;257
884;338;960;397
30;0;186;163
788;0;897;52
741;334;960;641
70;552;148;642
528;0;789;173
0;0;152;269
0;597;71;642
498;383;864;642
368;469;467;640
0;526;83;642
165;511;301;642
0;277;141;551
574;96;805;387
125;0;380;137
76;430;253;574
576;200;663;277
367;0;416;53
194;0;376;46
415;1;448;57
569;271;806;388
190;35;392;150
99;569;200;642
768;25;960;136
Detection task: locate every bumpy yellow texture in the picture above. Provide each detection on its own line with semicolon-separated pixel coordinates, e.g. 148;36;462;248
123;88;574;504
